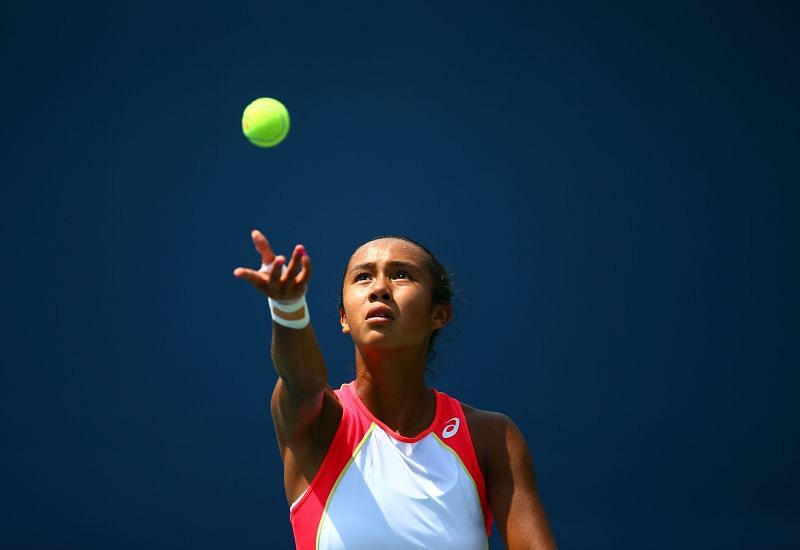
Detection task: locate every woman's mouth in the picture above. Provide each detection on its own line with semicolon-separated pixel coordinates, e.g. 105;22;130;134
366;316;393;324
366;305;394;321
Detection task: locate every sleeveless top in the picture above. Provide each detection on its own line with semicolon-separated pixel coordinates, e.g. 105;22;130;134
289;381;493;549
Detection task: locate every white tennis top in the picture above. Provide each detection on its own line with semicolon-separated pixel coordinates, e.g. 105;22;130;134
289;382;492;549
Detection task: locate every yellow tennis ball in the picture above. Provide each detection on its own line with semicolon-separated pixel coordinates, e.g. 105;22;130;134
241;97;290;148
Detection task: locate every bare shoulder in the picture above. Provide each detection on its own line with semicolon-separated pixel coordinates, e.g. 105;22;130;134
462;403;557;549
462;403;514;440
461;403;528;473
462;402;514;428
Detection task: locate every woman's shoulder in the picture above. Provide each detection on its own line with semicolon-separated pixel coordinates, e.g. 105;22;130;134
461;401;518;435
460;401;523;474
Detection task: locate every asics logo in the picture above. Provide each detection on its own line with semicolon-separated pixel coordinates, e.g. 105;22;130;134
442;417;460;439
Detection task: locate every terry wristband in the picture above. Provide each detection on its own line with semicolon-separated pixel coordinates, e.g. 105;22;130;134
268;295;310;329
260;262;311;329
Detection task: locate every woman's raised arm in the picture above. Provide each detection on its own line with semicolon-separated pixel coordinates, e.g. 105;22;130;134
233;229;336;445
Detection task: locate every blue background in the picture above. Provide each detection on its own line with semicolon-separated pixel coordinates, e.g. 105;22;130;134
2;1;798;548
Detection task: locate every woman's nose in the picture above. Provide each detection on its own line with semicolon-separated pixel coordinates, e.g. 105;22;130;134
369;277;392;301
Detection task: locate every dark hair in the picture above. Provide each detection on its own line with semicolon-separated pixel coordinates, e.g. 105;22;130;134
337;235;453;366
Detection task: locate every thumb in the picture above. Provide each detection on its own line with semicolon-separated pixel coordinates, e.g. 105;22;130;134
251;230;276;265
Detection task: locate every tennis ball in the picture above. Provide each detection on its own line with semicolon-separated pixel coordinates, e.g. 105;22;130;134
241;97;290;148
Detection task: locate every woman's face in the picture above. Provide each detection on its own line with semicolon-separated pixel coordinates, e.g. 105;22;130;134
339;238;451;352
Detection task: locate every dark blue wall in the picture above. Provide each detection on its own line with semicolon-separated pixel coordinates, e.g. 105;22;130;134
3;2;798;548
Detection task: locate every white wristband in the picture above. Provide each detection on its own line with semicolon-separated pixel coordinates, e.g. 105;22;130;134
260;262;310;329
268;294;310;329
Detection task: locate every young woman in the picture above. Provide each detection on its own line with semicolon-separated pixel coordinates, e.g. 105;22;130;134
234;229;556;549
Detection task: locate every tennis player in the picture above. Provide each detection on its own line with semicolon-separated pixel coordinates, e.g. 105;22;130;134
234;229;556;549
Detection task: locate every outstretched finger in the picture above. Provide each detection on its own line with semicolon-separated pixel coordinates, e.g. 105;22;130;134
233;267;268;290
282;245;305;284
295;254;312;286
251;229;276;265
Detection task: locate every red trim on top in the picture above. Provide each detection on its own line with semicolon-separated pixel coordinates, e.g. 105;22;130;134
433;391;494;536
288;382;494;547
288;403;348;518
346;381;442;443
289;384;372;550
452;398;494;535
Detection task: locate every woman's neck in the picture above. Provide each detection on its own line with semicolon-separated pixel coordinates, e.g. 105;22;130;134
354;346;436;437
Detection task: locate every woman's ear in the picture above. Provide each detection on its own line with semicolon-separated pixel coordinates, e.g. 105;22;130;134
431;303;452;330
339;307;350;334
